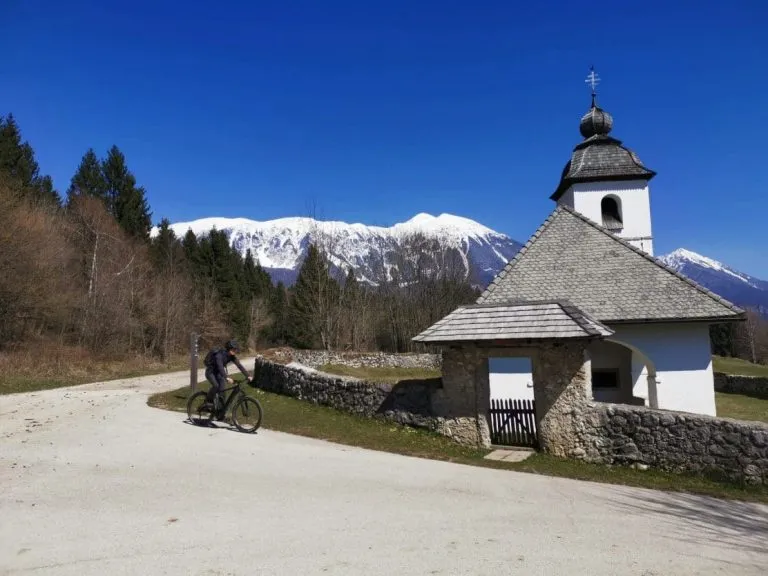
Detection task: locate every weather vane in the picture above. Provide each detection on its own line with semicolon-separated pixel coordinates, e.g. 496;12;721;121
585;66;600;106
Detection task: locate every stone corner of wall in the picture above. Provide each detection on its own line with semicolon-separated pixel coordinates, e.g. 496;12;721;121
579;400;768;484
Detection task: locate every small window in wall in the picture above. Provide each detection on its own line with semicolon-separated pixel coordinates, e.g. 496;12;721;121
592;369;619;388
601;196;623;231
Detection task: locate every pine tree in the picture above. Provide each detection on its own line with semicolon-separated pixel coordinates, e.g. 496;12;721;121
0;114;60;206
67;149;107;206
101;145;152;239
289;244;340;349
116;185;152;240
266;282;290;344
150;218;178;270
243;249;272;298
182;229;201;273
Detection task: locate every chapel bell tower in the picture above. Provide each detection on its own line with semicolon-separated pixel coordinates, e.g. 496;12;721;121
552;68;657;254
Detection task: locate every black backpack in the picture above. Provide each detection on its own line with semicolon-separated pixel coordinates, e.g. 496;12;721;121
203;347;223;369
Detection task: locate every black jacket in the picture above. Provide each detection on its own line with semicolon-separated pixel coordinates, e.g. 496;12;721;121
208;348;249;379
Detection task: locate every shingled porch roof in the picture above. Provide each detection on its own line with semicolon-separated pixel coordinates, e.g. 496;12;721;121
412;301;613;344
477;206;744;323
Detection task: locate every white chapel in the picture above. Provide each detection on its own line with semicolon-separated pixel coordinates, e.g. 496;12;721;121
415;72;744;417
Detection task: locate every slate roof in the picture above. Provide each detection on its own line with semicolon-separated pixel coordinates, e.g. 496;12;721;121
477;206;744;323
412;301;614;344
551;136;656;200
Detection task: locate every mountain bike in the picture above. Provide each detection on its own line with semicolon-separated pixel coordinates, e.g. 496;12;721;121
187;378;263;433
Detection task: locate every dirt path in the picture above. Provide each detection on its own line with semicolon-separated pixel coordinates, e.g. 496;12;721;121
1;368;767;575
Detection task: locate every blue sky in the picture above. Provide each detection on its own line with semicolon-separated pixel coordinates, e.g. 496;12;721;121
2;0;767;276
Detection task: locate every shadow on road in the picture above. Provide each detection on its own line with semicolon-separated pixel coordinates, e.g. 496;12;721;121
606;488;768;556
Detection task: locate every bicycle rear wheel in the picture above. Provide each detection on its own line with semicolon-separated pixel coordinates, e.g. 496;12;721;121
231;396;263;433
187;391;214;426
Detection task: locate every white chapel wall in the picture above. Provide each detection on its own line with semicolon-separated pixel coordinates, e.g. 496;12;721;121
586;340;634;404
610;323;716;416
565;180;654;254
488;357;534;401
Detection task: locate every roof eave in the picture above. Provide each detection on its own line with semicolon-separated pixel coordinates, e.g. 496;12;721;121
550;171;657;201
412;335;609;346
604;313;746;325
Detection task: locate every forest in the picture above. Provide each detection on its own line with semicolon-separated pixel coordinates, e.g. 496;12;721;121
0;113;766;372
0;114;479;366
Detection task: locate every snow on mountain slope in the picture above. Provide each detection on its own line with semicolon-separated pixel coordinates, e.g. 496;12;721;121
163;213;523;286
158;213;767;315
659;248;768;315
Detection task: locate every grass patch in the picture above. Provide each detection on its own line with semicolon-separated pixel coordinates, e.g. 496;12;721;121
716;392;768;423
149;380;768;504
317;364;441;383
0;347;189;395
713;355;768;377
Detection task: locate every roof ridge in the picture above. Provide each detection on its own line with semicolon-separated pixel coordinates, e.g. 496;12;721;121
558;301;608;337
557;205;744;315
476;205;567;304
467;299;565;309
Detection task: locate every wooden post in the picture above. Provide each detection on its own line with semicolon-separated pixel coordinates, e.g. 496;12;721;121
190;332;199;391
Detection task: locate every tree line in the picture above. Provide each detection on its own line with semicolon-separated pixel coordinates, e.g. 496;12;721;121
0;114;479;359
3;113;764;364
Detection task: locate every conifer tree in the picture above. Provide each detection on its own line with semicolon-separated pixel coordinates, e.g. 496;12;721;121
266;282;290;344
243;249;272;298
182;229;201;273
0;114;60;206
67;149;107;206
289;244;339;349
101;145;152;239
150;218;178;270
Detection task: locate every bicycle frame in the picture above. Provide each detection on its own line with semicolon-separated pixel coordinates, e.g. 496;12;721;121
214;382;244;414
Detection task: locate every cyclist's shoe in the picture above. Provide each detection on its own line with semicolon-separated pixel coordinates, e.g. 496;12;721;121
199;402;214;413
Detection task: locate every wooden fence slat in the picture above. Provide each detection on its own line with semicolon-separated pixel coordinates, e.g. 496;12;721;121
487;397;537;448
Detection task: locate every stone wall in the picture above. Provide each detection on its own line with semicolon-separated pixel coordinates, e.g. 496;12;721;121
532;342;591;458
579;403;768;485
264;348;441;371
251;354;444;431
435;347;491;447
252;347;768;484
714;373;768;398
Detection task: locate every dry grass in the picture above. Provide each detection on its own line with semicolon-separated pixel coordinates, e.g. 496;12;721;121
716;392;768;423
713;356;768;377
0;343;188;394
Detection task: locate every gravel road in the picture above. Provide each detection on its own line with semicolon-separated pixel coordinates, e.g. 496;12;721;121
1;368;766;575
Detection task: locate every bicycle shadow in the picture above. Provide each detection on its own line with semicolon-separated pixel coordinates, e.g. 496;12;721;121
183;417;258;434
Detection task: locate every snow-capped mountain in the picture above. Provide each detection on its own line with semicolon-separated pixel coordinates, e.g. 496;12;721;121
164;213;523;286
160;214;767;314
659;248;768;315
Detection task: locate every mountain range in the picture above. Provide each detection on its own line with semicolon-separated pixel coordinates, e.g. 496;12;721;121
161;214;768;314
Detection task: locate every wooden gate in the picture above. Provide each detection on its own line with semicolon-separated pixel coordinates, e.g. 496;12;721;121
488;398;538;448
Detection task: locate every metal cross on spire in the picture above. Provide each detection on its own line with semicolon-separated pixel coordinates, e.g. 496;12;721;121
585;66;600;107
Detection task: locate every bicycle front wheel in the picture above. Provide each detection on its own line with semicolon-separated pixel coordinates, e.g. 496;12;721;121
187;391;214;426
231;396;263;433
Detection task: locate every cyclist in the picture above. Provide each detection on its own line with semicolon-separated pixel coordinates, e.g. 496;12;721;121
203;339;250;410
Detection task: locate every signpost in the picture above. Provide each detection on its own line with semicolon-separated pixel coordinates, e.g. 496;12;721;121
190;332;200;391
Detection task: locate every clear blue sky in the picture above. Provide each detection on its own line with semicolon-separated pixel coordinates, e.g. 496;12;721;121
2;0;767;276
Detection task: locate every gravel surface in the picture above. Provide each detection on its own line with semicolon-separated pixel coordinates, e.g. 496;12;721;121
1;368;767;575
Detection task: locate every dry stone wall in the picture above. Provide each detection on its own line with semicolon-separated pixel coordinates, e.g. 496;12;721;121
265;348;441;371
251;353;444;432
714;373;768;398
578;403;768;485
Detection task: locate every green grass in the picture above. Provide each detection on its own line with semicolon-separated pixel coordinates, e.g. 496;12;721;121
713;355;768;377
149;379;768;504
716;392;768;423
317;364;441;383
